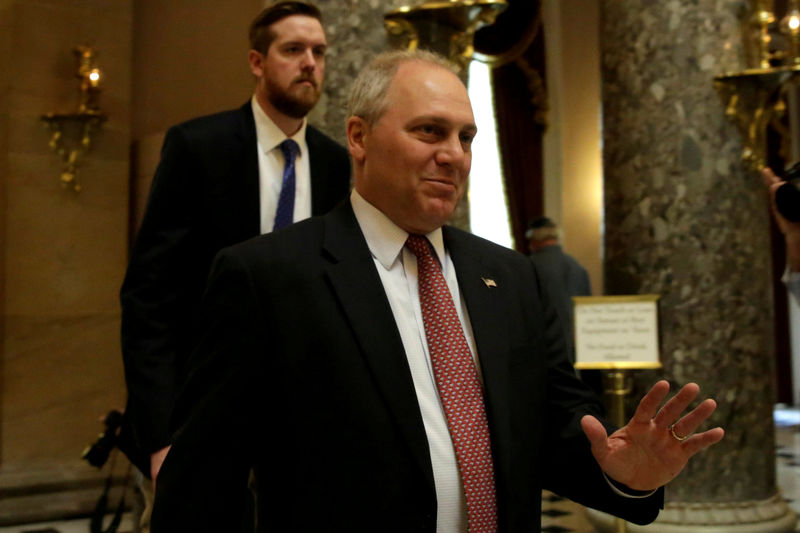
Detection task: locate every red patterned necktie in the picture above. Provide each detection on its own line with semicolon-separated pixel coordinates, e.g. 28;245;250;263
405;234;498;533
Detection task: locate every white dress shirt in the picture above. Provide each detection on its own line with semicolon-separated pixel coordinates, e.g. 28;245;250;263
251;95;312;234
349;191;649;528
351;189;485;533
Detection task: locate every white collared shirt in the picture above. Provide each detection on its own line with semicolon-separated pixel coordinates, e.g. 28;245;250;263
351;189;483;533
251;95;312;234
349;190;651;528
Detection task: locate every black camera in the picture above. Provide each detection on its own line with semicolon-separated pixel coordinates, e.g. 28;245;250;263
82;410;123;468
777;163;800;222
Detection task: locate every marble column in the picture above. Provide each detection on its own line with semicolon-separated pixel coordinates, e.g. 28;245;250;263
311;0;409;147
594;0;795;531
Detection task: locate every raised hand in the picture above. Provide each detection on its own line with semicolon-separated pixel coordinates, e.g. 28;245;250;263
580;380;724;491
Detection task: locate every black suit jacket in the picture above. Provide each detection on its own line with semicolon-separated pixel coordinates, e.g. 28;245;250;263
119;102;351;470
529;245;591;361
151;201;662;532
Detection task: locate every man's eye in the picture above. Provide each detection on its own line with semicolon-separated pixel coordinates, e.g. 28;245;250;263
313;47;326;58
460;134;474;145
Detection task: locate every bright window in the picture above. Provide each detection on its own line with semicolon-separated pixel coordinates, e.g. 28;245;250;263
467;60;513;249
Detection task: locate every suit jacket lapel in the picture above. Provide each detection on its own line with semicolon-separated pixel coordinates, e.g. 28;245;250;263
307;127;328;216
307;126;350;216
443;227;513;482
321;203;436;492
237;101;261;235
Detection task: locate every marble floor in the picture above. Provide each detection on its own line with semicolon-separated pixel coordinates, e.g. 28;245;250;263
775;406;800;527
4;407;800;533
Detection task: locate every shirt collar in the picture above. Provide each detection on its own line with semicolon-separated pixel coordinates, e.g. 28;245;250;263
251;94;308;155
350;189;445;271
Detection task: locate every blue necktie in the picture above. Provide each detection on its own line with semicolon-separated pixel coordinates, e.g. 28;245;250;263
273;139;299;231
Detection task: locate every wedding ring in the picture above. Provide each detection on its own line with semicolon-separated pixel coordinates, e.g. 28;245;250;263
669;423;690;442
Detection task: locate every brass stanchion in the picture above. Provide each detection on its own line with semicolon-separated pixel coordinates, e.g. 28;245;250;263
602;369;633;533
573;295;662;532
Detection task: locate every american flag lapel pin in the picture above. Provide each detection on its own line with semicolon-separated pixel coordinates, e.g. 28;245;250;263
481;277;497;288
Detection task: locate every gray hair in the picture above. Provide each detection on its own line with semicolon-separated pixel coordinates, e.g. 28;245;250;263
347;49;459;126
525;217;560;241
526;226;560;242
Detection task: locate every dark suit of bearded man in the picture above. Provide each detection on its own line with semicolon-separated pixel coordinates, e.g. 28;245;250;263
119;101;351;474
150;197;662;532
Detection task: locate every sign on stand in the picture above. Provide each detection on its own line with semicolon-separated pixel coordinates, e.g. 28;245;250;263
573;294;662;370
572;294;661;533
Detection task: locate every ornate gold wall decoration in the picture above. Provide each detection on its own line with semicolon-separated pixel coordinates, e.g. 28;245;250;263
41;46;108;192
383;0;508;73
715;2;800;171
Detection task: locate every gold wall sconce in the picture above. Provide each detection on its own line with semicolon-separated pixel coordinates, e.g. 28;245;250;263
41;46;107;192
384;0;508;74
746;0;775;69
781;0;800;66
714;67;796;171
714;1;800;171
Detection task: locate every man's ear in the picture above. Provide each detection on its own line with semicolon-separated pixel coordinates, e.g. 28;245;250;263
346;116;368;163
248;49;265;77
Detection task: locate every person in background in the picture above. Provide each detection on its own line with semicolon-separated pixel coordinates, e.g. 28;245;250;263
763;167;800;303
118;2;350;530
526;216;591;362
151;49;724;533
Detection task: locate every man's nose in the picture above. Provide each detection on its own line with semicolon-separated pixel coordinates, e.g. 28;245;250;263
300;49;317;70
436;135;468;166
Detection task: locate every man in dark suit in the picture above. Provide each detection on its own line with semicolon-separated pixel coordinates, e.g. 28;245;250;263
118;0;350;507
151;50;723;533
526;216;591;363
